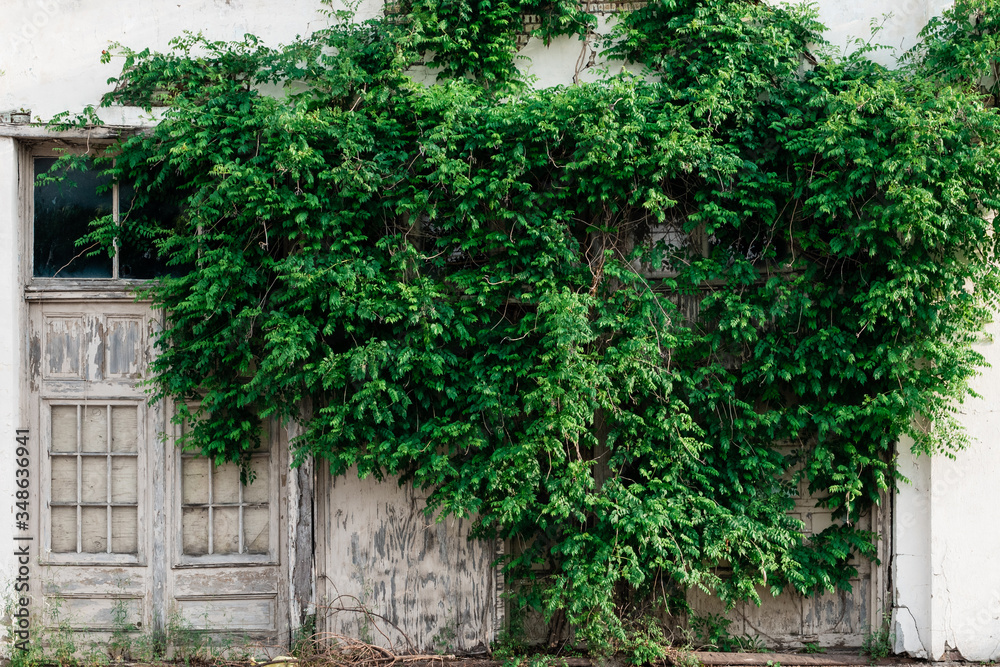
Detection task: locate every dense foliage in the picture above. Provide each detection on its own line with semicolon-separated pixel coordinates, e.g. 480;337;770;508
54;0;1000;653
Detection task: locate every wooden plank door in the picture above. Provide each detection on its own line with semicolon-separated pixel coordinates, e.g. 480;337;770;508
314;468;503;652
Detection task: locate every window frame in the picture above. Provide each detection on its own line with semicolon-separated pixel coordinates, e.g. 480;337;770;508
40;399;148;567
23;143;161;291
169;408;282;568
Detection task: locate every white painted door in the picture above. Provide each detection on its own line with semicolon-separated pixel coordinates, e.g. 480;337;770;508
28;300;290;649
24;143;289;653
29;298;162;639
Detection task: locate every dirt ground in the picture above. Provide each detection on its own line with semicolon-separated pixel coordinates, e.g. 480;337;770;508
341;652;934;667
0;648;944;667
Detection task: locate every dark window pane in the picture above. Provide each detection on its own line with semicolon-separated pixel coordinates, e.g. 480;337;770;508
119;234;171;279
119;183;188;279
34;157;113;278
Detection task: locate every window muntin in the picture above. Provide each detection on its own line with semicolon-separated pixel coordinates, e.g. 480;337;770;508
640;221;710;278
48;403;140;555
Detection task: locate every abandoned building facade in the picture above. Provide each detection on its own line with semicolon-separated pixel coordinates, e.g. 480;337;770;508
0;0;997;661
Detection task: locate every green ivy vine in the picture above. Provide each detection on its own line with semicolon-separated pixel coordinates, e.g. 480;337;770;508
51;0;1000;655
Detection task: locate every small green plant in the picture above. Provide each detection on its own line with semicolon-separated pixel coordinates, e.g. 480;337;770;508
3;584;38;667
45;595;79;666
739;635;768;653
620;614;669;665
130;626;169;663
291;613;318;658
861;622;895;663
7;643;44;667
492;605;529;666
430;608;459;653
690;612;768;653
691;612;733;651
2;586;97;667
802;642;825;654
159;609;212;665
107;596;136;661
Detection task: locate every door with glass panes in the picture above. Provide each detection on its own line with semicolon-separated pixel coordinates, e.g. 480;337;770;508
25;143;288;646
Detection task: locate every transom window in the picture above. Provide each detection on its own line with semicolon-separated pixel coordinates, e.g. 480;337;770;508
32;154;180;279
48;403;140;555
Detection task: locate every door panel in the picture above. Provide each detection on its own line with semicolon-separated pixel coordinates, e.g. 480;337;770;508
315;468;503;652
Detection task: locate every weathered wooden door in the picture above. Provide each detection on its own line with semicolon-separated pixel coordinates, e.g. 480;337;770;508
25;143;289;652
165;414;289;644
29;298;163;637
314;469;503;652
29;300;290;648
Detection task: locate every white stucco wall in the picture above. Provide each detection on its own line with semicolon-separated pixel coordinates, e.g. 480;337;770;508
0;136;22;639
814;0;952;64
0;0;960;120
894;318;1000;661
892;438;933;659
0;0;387;121
3;0;998;659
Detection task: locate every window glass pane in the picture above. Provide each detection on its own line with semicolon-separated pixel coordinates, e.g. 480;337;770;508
51;457;78;503
51;507;77;553
214;462;241;504
111;507;138;554
111;457;138;504
111;406;138;452
81;457;108;503
81;506;108;553
213;507;240;554
182;457;210;505
34;157;113;278
255;424;271;452
244;507;269;554
182;508;209;555
243;462;269;504
119;183;186;279
82;406;108;452
51;406;78;452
